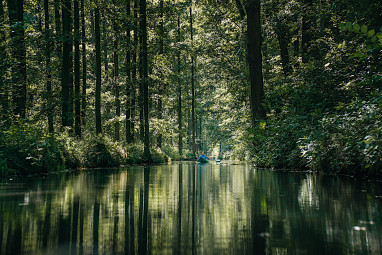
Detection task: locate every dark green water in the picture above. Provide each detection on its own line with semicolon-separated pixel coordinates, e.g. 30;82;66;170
0;161;381;255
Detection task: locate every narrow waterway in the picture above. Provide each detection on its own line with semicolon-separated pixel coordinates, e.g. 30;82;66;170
0;161;381;254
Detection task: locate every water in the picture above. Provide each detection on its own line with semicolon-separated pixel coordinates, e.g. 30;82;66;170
0;161;381;255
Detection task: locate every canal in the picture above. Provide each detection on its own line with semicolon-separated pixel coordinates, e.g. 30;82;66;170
0;161;381;254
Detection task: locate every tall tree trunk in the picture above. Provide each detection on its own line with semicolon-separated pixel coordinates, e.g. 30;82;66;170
246;0;265;127
62;0;73;127
130;0;138;141
140;0;151;161
190;2;196;156
74;0;81;137
54;0;62;76
156;0;164;149
44;0;54;132
81;0;86;127
126;0;132;143
0;0;9;119
275;19;292;75
54;0;61;36
139;43;144;142
95;7;102;134
113;1;120;141
8;0;27;118
177;13;182;156
103;17;108;79
37;0;43;32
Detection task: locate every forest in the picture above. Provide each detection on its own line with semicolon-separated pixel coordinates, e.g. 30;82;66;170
0;0;381;177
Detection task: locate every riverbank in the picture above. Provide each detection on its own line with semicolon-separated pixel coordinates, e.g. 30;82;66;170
0;123;195;179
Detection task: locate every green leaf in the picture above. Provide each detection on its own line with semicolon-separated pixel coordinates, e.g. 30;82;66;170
361;25;368;34
345;22;352;31
353;23;360;32
367;29;375;38
371;36;377;43
339;23;346;31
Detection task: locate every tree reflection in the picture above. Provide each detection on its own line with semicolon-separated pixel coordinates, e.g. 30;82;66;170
0;163;381;254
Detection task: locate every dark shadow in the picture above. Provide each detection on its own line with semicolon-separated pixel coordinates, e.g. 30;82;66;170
138;166;150;255
93;199;100;255
113;193;119;254
71;196;80;254
5;222;21;255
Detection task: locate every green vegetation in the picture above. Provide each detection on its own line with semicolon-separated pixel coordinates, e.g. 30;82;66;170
0;0;381;178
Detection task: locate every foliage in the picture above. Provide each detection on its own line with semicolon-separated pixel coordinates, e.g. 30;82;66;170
0;121;65;176
250;15;382;175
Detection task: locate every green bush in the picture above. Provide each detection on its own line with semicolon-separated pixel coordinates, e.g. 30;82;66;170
0;122;65;175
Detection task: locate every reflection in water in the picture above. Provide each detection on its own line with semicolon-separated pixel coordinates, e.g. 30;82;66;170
0;162;381;254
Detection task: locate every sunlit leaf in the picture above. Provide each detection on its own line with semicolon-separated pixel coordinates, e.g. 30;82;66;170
353;23;360;32
367;29;375;38
361;25;368;34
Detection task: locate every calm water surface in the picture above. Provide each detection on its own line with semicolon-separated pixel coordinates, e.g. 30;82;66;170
0;161;381;255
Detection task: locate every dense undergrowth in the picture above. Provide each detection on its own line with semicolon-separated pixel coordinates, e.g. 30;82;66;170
249;24;382;176
0;123;184;178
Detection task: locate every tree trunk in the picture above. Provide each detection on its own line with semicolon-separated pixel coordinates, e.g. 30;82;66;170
62;0;73;127
130;0;138;141
44;0;54;132
103;18;108;80
246;0;266;127
8;0;27;118
156;0;164;149
139;39;144;142
113;1;120;142
275;19;292;75
126;0;132;143
54;0;61;36
95;7;102;134
81;0;86;127
74;0;81;137
177;13;182;156
140;0;151;161
190;2;196;156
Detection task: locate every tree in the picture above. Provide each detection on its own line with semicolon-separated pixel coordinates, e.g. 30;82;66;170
113;0;120;141
190;1;196;156
130;0;138;141
81;0;86;127
246;0;266;127
126;0;132;143
62;0;73;127
177;11;182;156
140;0;151;161
44;0;54;132
8;0;27;118
95;6;102;134
275;16;293;75
156;0;164;149
74;0;81;137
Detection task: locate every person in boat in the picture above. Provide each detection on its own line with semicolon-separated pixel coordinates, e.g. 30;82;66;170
197;151;208;162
